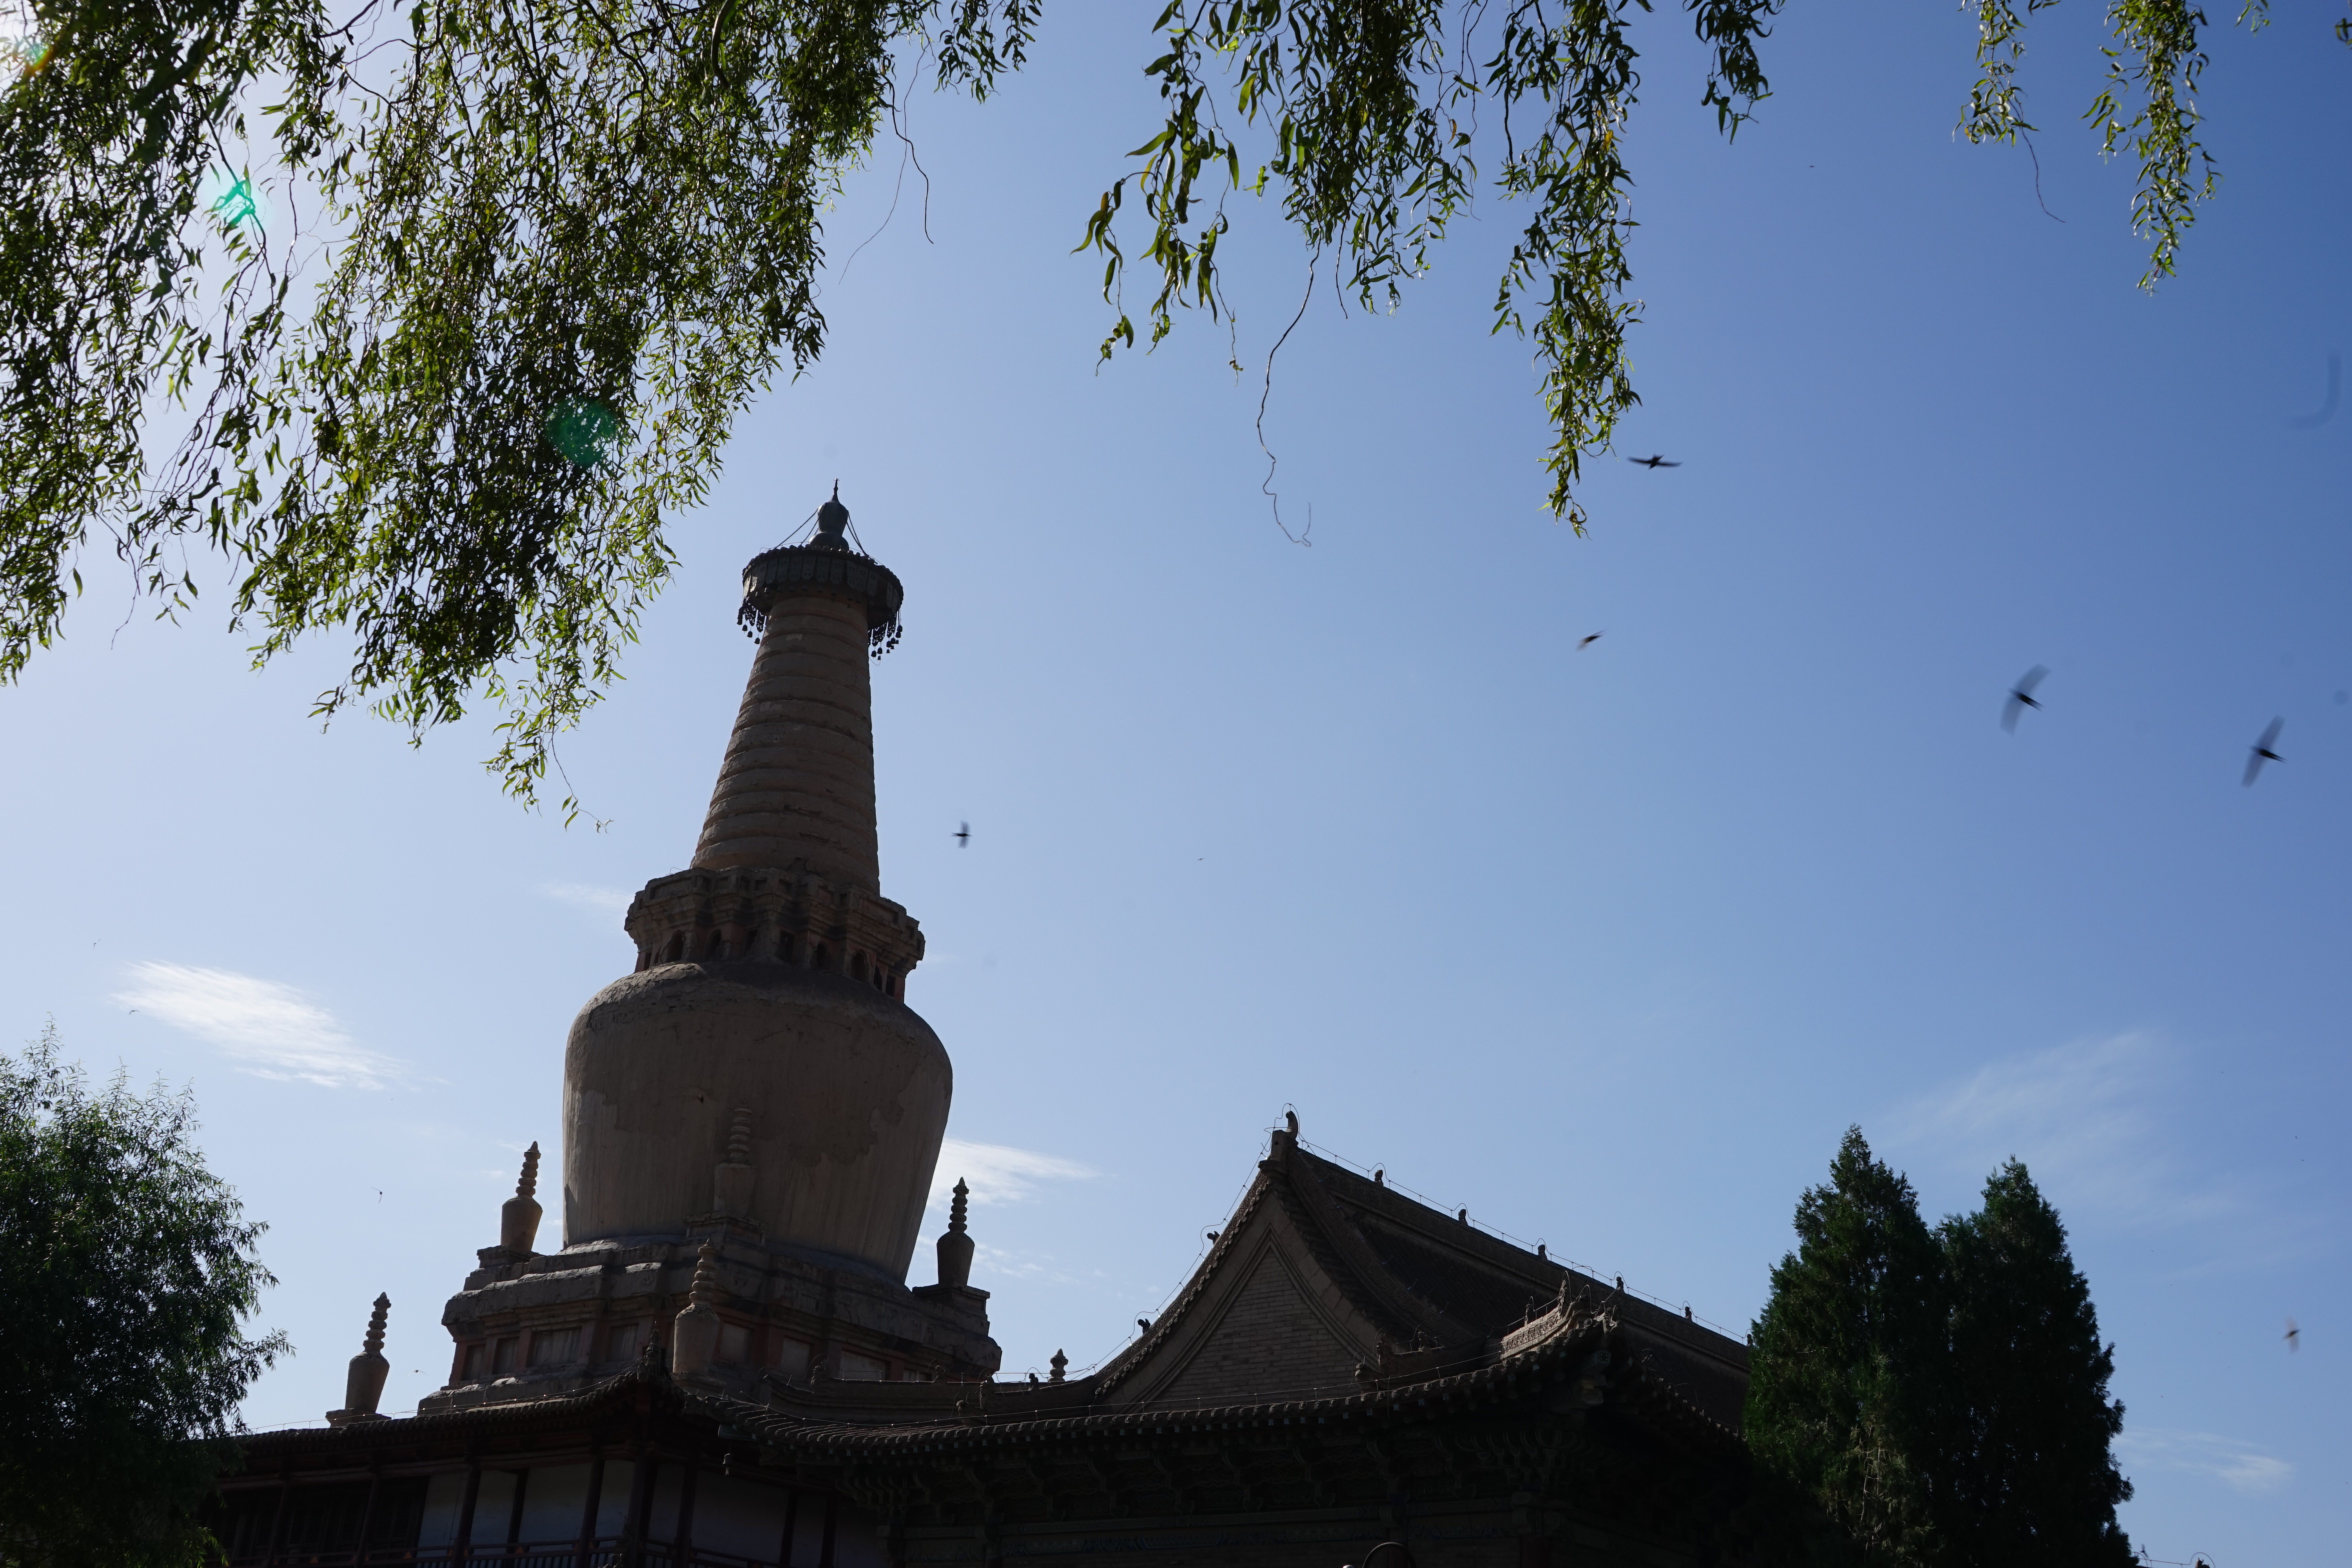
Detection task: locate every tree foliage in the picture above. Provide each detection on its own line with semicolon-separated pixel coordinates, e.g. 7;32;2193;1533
0;0;2333;802
0;1025;286;1568
1746;1127;1945;1565
1746;1129;2134;1567
1938;1160;2133;1567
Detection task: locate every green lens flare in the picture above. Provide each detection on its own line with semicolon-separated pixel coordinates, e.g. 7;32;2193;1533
210;176;259;228
544;400;621;468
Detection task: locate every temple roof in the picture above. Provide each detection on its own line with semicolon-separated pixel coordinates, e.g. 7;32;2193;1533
1075;1126;1750;1431
239;1296;1737;1472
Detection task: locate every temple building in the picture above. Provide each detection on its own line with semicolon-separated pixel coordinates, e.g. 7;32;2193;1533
220;496;1758;1568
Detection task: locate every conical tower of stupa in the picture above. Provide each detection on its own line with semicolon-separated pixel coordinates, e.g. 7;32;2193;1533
565;489;943;1277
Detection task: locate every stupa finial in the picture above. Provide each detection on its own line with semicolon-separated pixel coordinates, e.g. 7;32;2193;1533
689;1240;720;1308
670;1241;723;1378
814;484;850;548
500;1143;544;1254
330;1293;392;1423
936;1178;975;1289
712;1109;757;1221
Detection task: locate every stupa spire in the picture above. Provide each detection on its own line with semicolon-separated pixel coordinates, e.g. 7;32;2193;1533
670;1241;722;1377
499;1142;542;1254
935;1177;974;1288
693;487;904;887
574;489;945;1281
328;1293;391;1424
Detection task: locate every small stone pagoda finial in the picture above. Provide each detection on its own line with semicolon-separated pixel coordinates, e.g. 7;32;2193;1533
670;1241;722;1377
689;1242;719;1308
328;1293;392;1423
712;1107;755;1220
935;1177;974;1289
500;1142;543;1254
1048;1348;1068;1384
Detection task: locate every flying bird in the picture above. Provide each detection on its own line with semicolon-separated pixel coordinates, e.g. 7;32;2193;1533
1627;454;1681;469
2286;1317;2300;1352
1577;633;1604;650
2002;665;2050;733
2243;717;2284;787
954;822;970;848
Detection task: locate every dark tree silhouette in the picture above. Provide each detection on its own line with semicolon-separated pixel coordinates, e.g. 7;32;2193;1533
1746;1128;1946;1566
1749;1132;2137;1566
1937;1160;2134;1567
0;1026;286;1568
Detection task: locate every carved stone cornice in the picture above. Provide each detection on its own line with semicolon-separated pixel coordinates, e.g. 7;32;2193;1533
624;864;923;985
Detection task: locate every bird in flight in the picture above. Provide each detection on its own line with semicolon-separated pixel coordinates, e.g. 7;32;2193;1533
1628;454;1681;469
2002;666;2050;733
2286;1317;2300;1352
954;822;970;848
2243;717;2284;787
1578;632;1604;650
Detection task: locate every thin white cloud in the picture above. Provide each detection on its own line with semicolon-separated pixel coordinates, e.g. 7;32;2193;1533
1893;1032;2161;1171
932;1138;1094;1206
1882;1031;2320;1274
1889;1033;2217;1223
970;1240;1113;1288
543;882;632;915
2117;1428;2294;1495
115;962;406;1090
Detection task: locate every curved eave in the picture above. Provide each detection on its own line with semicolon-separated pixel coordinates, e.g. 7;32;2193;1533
237;1365;730;1461
747;1316;1741;1464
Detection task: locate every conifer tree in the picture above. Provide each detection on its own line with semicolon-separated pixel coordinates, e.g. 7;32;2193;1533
1746;1128;1946;1566
1936;1160;2134;1566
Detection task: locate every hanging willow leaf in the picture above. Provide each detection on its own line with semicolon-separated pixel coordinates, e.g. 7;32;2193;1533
0;0;2326;804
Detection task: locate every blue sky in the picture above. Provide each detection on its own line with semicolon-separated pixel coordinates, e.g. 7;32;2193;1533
3;2;2347;1560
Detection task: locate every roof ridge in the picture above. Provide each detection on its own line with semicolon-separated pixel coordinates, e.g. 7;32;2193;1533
743;1317;1741;1456
1092;1165;1280;1398
1274;1145;1467;1344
